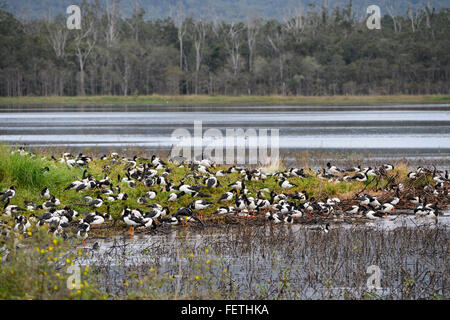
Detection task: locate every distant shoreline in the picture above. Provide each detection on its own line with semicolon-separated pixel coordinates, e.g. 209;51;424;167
0;95;449;106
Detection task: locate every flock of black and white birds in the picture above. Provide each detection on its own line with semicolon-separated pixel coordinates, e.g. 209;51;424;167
1;148;449;243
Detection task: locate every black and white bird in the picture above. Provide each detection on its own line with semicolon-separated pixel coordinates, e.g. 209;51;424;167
380;203;395;216
344;205;360;215
40;187;51;200
407;171;418;180
279;178;296;191
86;195;104;208
173;206;203;225
77;222;90;241
122;209;145;235
218;190;235;203
204;176;220;189
355;194;370;205
0;186;16;202
14;215;32;233
144;190;157;200
179;183;200;197
368;196;381;209
191;200;213;212
365;210;383;220
266;212;282;223
3;199;25;216
80;209;110;226
407;196;422;205
310;223;330;233
37;197;60;210
351;172;367;182
213;206;237;215
228;180;245;192
168;191;185;202
385;189;400;206
327;162;342;175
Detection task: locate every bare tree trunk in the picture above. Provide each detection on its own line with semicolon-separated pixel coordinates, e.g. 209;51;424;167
192;19;206;94
224;22;242;78
246;15;260;73
75;23;96;96
268;32;286;95
171;3;186;71
105;0;120;48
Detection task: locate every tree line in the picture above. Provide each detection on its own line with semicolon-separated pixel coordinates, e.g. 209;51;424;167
0;0;449;97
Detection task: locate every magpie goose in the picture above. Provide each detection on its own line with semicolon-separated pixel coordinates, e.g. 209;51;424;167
355;194;370;205
3;199;25;216
40;187;51;200
310;223;330;233
327;162;342;175
266;212;282;223
380;203;394;216
204;176;221;189
77;222;90;243
192;200;213;211
173;206;204;226
14;215;31;233
168;191;185;202
279;178;296;191
344;205;360;215
228;180;245;193
351;172;368;182
0;186;16;202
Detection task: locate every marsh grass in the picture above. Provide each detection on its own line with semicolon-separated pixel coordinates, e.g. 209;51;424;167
0;94;449;106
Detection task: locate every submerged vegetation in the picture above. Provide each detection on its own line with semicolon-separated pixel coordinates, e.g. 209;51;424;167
0;145;448;299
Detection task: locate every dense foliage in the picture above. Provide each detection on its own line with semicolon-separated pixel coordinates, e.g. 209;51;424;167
0;0;449;96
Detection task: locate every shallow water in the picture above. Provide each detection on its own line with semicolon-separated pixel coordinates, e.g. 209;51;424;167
75;213;449;299
1;104;449;164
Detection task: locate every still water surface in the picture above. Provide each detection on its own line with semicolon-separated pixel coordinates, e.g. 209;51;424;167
0;104;449;163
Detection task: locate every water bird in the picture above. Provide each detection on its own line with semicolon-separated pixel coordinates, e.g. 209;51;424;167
228;180;246;193
14;215;31;233
168;191;185;202
0;186;16;202
327;162;342;175
310;223;330;233
218;190;235;204
40;187;51;199
344;205;360;215
3;199;26;216
351;172;367;182
278;178;297;191
173;207;204;226
77;222;90;245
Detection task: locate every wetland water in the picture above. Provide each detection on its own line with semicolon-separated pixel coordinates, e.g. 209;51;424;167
0;104;449;165
77;215;449;299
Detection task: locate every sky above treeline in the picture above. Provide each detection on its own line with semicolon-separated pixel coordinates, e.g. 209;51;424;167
4;0;448;21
